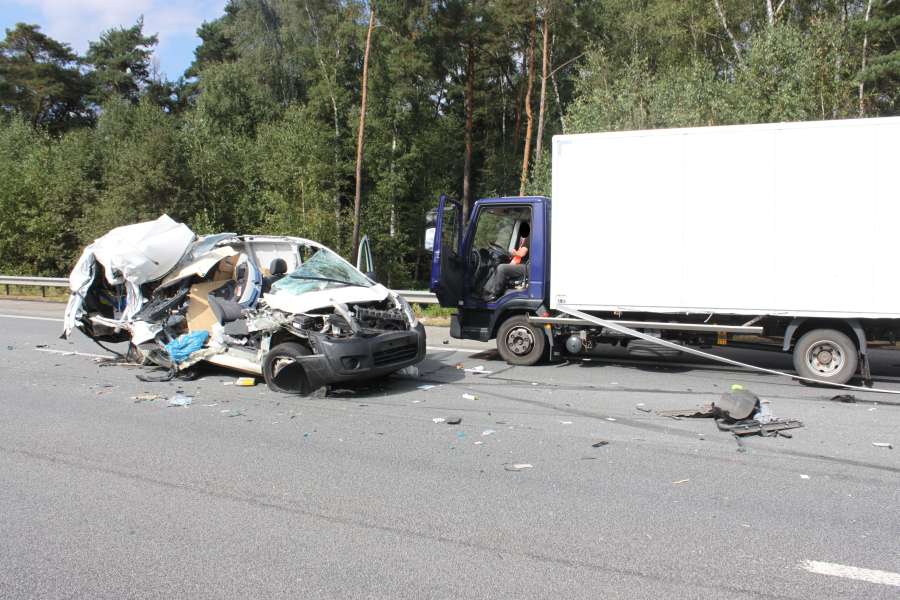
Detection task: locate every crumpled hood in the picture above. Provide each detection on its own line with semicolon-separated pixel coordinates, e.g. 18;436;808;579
262;284;392;314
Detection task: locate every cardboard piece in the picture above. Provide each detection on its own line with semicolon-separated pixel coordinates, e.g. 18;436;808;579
186;281;228;334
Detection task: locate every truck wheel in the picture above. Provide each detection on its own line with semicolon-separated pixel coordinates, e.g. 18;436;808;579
496;315;546;366
792;329;858;385
263;342;312;394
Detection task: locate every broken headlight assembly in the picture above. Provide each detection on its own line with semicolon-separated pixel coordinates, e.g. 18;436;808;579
396;295;419;327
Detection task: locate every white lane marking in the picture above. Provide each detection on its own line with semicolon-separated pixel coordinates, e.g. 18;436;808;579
35;348;110;359
0;313;63;323
426;346;485;354
802;561;900;587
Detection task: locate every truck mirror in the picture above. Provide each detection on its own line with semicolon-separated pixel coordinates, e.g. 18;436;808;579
424;227;435;252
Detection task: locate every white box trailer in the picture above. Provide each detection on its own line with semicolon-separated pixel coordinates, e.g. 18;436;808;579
550;117;900;318
543;117;900;384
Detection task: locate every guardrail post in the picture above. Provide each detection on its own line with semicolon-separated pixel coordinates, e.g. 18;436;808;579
41;285;46;298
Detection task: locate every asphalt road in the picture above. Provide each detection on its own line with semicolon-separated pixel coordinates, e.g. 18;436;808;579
1;299;898;599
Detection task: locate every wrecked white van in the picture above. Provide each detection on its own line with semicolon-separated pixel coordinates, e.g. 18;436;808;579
63;215;426;393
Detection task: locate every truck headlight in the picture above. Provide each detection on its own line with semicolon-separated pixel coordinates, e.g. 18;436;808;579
397;295;418;327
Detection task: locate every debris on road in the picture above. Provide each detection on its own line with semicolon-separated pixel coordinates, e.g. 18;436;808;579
872;442;894;449
605;417;616;422
505;463;533;472
464;366;492;375
591;440;609;448
234;377;256;386
132;393;162;403
432;417;446;423
831;394;857;403
481;429;496;436
800;474;810;479
168;391;193;407
672;479;690;484
660;388;803;438
559;420;573;425
636;405;652;413
461;393;478;401
445;416;462;425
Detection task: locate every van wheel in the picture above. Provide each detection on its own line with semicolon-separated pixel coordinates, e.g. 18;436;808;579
263;342;313;394
496;315;546;366
792;329;858;385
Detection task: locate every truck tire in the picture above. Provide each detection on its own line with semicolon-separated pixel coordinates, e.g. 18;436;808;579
496;315;546;366
263;342;312;394
792;329;858;385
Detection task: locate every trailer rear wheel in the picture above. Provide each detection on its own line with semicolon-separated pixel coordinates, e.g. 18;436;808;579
792;329;857;385
497;315;545;366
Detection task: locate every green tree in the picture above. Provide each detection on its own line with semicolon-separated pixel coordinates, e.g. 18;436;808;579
0;23;91;131
85;17;159;104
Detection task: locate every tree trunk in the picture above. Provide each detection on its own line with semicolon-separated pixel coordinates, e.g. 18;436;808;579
859;0;874;117
519;14;537;196
713;0;742;61
534;6;550;166
352;6;375;260
463;45;476;224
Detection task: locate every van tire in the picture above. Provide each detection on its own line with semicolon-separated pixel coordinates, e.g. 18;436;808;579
792;328;857;385
263;342;313;394
496;315;546;366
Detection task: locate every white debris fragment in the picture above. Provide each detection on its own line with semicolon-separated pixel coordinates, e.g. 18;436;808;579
432;417;446;423
481;429;496;436
462;393;478;401
800;474;810;479
872;442;893;449
606;417;617;422
505;463;533;471
559;421;573;425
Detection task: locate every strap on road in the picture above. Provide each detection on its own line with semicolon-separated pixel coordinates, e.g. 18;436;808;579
557;305;900;396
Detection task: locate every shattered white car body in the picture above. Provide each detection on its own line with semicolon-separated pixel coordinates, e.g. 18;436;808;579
64;217;426;393
63;215;195;338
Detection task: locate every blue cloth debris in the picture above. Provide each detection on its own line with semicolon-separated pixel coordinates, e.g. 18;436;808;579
164;331;209;363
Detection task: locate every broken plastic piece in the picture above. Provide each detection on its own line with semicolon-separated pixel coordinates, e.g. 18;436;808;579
462;393;478;401
446;416;462;425
591;440;609;448
234;377;256;387
432;417;446;423
505;463;533;471
168;392;193;407
872;442;894;449
481;429;496;436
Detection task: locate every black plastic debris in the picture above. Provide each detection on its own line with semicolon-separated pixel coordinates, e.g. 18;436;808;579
831;394;857;403
445;416;462;425
659;386;803;438
591;440;609;448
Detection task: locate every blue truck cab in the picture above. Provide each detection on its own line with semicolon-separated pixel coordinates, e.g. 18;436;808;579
428;194;551;365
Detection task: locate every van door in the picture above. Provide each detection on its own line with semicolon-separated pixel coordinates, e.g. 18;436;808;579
428;195;464;307
356;234;375;280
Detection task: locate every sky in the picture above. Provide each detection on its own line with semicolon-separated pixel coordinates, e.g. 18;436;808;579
1;0;228;80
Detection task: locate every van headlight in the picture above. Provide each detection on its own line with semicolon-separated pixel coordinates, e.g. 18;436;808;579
397;295;418;327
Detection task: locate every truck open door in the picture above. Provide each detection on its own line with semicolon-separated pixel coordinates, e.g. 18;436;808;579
427;195;463;307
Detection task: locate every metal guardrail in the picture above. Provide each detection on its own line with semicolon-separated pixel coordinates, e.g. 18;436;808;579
0;275;68;297
0;275;439;304
393;289;439;304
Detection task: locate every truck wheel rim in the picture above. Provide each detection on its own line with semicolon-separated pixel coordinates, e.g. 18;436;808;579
806;341;844;377
506;326;535;356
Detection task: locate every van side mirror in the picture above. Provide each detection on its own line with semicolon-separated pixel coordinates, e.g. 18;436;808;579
424;227;435;252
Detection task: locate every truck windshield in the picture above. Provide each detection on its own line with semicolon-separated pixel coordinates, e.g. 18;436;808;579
270;247;372;295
